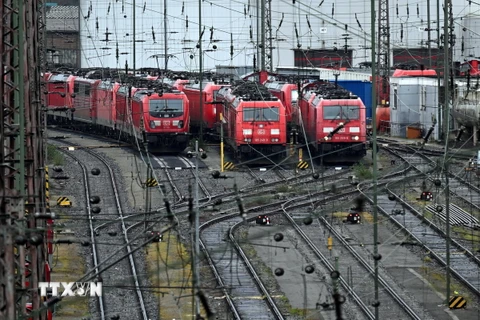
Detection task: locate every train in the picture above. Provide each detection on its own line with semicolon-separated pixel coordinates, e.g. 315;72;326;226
44;72;190;153
182;81;228;137
299;81;368;162
216;81;288;160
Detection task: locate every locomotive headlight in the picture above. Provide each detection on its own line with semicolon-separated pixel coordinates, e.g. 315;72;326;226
243;129;252;135
149;121;156;129
353;136;359;141
324;136;330;141
271;138;279;142
178;120;184;128
271;129;280;135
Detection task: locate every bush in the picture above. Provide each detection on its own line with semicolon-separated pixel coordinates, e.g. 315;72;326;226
47;144;64;166
353;163;373;180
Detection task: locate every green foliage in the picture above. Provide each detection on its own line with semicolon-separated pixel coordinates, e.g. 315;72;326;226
275;185;290;193
47;144;64;166
352;163;373;180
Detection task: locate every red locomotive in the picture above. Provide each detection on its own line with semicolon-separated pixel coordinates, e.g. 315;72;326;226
45;73;75;124
264;81;299;127
182;81;227;137
216;81;287;160
45;72;190;153
299;82;367;162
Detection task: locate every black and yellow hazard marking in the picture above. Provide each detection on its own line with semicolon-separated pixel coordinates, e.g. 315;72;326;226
449;296;466;309
223;162;235;171
146;178;158;187
297;161;309;170
57;197;72;207
45;167;50;212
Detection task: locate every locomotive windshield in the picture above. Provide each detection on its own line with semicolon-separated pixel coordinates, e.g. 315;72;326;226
243;107;280;122
149;99;184;118
323;106;360;120
291;90;299;104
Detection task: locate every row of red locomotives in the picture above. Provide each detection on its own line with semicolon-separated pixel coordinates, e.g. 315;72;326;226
45;73;190;153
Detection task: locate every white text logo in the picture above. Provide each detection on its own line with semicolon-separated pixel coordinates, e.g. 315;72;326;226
38;282;102;297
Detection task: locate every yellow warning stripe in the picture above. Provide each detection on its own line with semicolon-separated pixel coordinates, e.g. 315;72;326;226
449;296;467;309
45;167;50;212
297;161;309;169
223;162;235;170
146;178;158;187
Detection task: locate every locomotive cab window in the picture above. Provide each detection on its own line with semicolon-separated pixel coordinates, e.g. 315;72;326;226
323;106;360;120
149;99;184;118
243;107;280;122
291;90;299;104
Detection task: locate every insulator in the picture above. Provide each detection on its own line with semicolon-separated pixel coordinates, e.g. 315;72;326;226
278;13;284;29
417;3;419;17
355;14;362;29
107;2;111;14
186;16;188;29
250;25;253;39
400;23;403;42
182;2;184;14
318;0;324;6
210;27;214;41
306;15;311;31
152;27;156;43
294;23;299;39
96;17;99;31
244;5;247;16
396;3;399;16
331;3;334;16
406;4;409;17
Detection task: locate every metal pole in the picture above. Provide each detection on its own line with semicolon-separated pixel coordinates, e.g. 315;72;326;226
260;0;266;71
220;113;224;172
194;140;201;317
163;0;168;71
370;0;380;318
427;0;432;68
443;0;451;302
145;165;150;232
198;0;204;145
133;0;136;75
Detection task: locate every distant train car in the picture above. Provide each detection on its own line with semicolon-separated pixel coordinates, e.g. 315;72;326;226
72;77;101;126
264;81;299;128
299;82;367;162
217;81;287;160
182;81;227;137
96;81;120;136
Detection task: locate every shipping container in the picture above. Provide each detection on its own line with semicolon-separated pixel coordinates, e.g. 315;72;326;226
331;80;373;120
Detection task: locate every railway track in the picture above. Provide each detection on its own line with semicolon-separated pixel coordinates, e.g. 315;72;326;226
52;140;149;320
372;146;480;297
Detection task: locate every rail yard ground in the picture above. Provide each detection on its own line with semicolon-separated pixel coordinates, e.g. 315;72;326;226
46;130;480;319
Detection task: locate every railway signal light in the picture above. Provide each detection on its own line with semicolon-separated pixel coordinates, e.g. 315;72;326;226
148;231;163;242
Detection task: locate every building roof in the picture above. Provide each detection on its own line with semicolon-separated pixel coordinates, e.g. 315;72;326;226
46;6;79;32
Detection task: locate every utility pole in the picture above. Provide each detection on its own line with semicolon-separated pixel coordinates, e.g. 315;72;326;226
1;0;47;319
443;0;453;302
198;0;204;145
133;0;136;75
377;0;390;108
371;0;380;319
163;0;168;71
193;140;201;318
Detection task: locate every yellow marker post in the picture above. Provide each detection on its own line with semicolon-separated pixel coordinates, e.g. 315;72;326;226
299;148;303;162
327;236;333;250
220;113;224;172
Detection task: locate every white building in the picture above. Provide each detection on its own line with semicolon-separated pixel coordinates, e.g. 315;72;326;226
79;1;478;72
